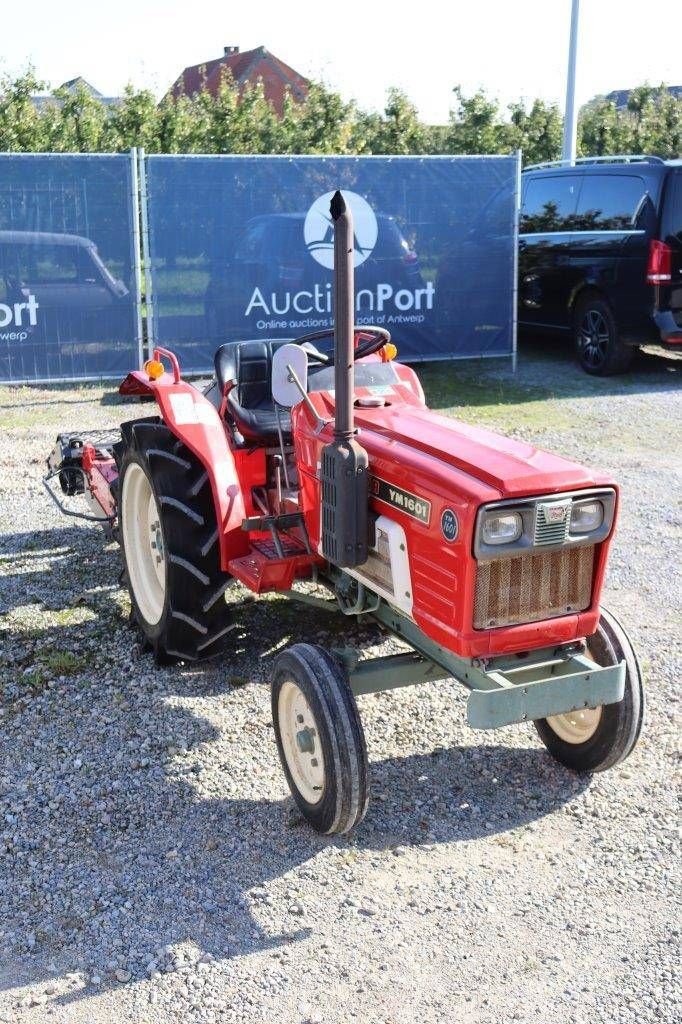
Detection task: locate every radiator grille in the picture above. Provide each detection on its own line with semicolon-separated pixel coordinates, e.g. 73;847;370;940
474;544;595;629
533;501;571;546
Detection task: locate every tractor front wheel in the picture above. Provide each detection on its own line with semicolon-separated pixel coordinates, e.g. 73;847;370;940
118;418;234;663
534;608;645;773
272;644;369;835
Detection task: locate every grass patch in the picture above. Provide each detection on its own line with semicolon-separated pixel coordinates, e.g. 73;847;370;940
418;361;575;433
40;649;87;675
0;382;136;430
21;667;49;691
419;361;550;410
53;606;98;628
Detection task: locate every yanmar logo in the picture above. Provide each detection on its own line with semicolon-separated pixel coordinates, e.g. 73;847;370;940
543;503;569;524
304;190;378;269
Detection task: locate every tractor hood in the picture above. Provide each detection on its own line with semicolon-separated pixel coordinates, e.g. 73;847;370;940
355;404;602;498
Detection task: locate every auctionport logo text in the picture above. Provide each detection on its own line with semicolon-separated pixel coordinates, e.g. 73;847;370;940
0;294;39;342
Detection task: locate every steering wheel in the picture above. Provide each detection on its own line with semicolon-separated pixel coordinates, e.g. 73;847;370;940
294;325;391;366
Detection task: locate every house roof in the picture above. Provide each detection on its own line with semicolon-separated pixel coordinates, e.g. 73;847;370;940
604;85;682;110
170;46;309;111
31;78;121;110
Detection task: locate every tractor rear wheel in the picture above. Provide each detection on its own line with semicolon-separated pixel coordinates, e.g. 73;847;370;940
534;608;645;773
118;418;234;663
272;644;369;835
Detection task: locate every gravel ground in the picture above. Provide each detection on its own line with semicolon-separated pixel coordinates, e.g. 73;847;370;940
0;340;680;1024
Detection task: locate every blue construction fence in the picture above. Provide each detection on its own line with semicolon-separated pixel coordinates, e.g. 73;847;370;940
0;151;520;384
0;153;142;383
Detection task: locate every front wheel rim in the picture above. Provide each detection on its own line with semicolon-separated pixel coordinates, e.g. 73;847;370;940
578;309;610;368
545;705;603;744
121;462;167;626
278;680;325;804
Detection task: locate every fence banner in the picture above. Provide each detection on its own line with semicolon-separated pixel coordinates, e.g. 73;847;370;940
144;154;519;372
0;153;141;384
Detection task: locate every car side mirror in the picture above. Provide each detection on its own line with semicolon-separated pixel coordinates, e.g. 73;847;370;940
271;344;308;408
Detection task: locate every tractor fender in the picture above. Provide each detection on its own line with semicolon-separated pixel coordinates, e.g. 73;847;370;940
120;371;248;569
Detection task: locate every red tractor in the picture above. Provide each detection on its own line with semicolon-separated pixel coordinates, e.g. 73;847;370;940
46;191;644;835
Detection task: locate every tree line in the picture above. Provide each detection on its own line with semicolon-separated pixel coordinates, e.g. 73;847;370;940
0;70;680;163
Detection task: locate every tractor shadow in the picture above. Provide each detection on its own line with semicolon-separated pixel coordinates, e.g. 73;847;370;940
1;524;588;1009
0;525;120;616
1;718;587;1010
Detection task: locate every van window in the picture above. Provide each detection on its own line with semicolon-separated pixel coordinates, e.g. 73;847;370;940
272;220;303;258
661;171;682;248
0;242;87;285
373;217;411;260
234;220;266;261
574;175;646;231
521;175;580;233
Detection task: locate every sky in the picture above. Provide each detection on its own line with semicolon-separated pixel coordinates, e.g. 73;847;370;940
2;0;680;123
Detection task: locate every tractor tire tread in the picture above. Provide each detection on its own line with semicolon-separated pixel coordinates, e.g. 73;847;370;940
118;417;233;664
167;554;210;585
189;471;209;497
197;622;238;652
158;495;204;526
147;448;192;470
200;528;219;558
202;578;233;612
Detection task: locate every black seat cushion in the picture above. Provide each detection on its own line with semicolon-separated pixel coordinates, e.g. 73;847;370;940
214;340;292;444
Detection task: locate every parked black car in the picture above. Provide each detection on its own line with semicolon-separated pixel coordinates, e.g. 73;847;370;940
518;156;682;374
0;230;129;340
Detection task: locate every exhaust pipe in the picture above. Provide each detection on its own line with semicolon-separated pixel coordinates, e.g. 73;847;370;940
320;190;369;569
330;189;354;441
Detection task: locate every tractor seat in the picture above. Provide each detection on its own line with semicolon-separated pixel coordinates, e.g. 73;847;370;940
214;339;292;445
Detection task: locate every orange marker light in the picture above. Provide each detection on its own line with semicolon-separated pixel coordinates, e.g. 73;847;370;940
144;359;164;380
381;342;398;362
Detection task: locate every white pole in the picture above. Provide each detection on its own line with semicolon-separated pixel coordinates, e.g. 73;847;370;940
562;0;580;164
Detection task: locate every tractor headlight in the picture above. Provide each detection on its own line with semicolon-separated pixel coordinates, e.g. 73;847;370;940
481;511;523;545
570;499;604;534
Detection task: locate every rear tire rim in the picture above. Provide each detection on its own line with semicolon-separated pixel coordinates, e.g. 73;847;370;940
121;462;167;626
278;680;325;804
578;309;610;368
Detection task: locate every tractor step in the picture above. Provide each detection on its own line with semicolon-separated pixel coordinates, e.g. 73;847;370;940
241;510;313;559
228;539;323;594
241;512;306;533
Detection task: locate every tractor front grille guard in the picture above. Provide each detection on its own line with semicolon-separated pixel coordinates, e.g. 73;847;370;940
473;544;595;630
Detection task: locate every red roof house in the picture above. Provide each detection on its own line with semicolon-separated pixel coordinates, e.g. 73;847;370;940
169;45;309;115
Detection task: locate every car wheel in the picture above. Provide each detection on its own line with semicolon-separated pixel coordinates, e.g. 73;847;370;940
573;295;634;376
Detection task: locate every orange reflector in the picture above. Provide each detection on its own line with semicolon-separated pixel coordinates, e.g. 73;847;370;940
144;359;164;380
381;342;398;362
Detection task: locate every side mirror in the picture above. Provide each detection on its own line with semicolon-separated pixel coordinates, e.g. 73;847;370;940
271;344;308;408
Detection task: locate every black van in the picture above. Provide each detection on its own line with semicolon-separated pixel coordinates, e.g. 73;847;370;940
518;157;682;374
